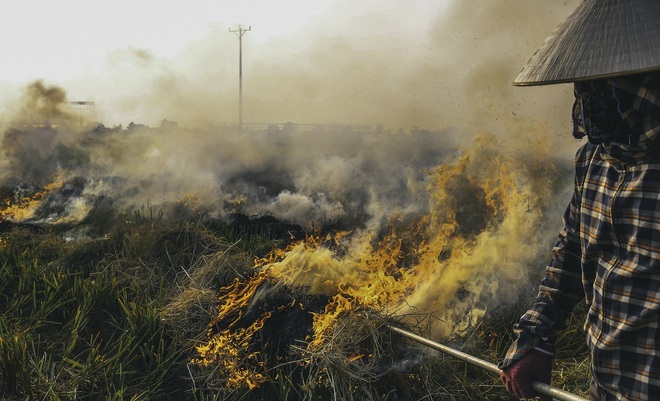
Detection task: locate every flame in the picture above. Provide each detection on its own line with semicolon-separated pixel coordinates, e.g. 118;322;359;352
195;132;557;388
193;317;269;389
0;179;64;222
192;272;272;388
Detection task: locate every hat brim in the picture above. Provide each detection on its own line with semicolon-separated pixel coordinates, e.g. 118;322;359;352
514;0;660;86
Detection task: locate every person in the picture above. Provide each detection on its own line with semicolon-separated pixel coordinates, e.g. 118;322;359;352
499;1;660;400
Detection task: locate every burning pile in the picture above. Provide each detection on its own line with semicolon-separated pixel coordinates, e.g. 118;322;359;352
188;133;564;396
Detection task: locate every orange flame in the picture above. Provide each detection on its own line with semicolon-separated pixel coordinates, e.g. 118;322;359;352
192;271;272;388
0;179;64;222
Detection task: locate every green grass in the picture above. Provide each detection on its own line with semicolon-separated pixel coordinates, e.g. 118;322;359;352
1;229;181;399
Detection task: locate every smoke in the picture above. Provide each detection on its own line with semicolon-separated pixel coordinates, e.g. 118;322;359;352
260;131;570;337
0;81;83;186
1;1;583;335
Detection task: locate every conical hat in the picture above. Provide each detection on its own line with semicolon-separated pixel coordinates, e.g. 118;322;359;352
514;0;660;86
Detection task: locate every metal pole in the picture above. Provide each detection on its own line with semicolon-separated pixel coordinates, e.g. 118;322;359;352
389;326;588;401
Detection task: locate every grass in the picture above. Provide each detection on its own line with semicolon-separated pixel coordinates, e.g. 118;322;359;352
0;228;182;399
0;213;591;400
0;213;277;400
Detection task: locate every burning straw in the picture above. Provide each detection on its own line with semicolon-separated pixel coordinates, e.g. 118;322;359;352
190;132;566;398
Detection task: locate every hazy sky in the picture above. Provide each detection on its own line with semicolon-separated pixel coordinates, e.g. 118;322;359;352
0;0;578;133
0;1;445;83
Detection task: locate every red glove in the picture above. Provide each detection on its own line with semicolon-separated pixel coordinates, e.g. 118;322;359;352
500;348;554;401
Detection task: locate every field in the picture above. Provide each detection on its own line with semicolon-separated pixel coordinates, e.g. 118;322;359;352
0;212;591;400
0;92;592;399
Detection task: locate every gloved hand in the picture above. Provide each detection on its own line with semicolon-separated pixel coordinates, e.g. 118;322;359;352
500;348;554;401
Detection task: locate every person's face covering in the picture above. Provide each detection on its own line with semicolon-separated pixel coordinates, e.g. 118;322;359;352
572;80;634;144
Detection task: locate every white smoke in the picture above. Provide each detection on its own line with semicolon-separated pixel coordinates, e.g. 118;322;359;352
0;0;581;233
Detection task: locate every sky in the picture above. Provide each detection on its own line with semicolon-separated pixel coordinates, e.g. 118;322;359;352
0;0;423;82
0;0;578;135
0;1;443;86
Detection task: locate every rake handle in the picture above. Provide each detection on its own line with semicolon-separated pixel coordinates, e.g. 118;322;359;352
389;326;588;401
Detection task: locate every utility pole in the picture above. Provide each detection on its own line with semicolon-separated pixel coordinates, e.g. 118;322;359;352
229;25;251;133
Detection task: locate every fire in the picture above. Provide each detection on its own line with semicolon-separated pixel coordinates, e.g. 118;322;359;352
0;179;64;222
193;271;272;388
194;133;557;389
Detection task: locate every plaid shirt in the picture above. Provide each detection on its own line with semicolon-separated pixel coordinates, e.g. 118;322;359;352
500;74;660;400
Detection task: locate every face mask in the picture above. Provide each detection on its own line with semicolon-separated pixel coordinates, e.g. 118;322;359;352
572;80;634;144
